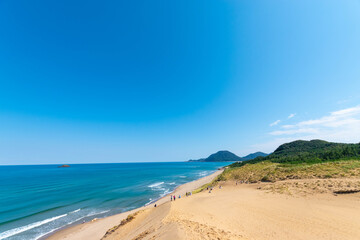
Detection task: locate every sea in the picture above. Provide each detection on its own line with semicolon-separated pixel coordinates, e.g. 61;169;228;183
0;162;228;240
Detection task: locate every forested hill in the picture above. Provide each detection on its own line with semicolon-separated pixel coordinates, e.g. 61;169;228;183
242;152;268;160
189;151;242;162
189;150;268;162
231;140;360;167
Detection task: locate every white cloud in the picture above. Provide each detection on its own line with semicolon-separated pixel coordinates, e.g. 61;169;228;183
270;114;295;128
270;120;281;127
291;105;360;129
260;105;360;153
288;113;296;119
332;106;360;116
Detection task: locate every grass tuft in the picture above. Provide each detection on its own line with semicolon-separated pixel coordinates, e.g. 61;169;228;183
101;211;140;239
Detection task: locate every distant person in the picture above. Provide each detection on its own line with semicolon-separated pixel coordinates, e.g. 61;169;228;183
154;204;157;207
173;195;176;201
170;195;172;201
179;195;181;199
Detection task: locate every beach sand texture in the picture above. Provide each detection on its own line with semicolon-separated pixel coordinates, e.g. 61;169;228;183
48;177;360;240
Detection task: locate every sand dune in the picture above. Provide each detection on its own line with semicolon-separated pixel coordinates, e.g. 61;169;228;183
104;180;360;240
47;174;360;240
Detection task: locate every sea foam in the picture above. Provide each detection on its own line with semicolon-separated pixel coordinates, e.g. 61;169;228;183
198;171;209;177
71;208;81;213
0;214;67;240
148;182;164;188
34;215;86;240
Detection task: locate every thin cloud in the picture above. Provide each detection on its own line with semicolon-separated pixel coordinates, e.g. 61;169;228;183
297;105;360;128
262;105;360;153
288;113;296;119
270;120;281;127
280;106;360;129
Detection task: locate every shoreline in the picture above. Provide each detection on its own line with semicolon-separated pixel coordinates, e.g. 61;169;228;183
45;168;224;240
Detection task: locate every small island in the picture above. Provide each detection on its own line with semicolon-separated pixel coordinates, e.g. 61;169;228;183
58;164;70;168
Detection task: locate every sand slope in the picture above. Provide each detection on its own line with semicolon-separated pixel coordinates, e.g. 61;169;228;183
105;180;360;240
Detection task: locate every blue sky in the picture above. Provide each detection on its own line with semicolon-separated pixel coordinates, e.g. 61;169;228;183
1;0;360;164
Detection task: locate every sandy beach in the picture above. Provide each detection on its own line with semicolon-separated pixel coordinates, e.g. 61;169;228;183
46;169;224;240
47;172;360;240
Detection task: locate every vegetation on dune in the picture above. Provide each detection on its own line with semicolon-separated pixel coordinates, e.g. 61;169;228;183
192;181;218;194
192;175;225;194
221;160;360;183
231;140;360;167
102;211;140;239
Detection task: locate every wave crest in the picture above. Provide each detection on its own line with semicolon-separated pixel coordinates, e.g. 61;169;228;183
148;182;164;188
0;214;67;240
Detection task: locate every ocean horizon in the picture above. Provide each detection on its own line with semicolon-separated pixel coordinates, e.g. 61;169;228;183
0;162;228;240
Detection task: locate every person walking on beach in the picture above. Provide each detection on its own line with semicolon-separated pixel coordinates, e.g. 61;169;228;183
173;195;176;201
171;195;172;201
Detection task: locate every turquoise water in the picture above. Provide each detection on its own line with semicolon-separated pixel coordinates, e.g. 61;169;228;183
0;162;228;240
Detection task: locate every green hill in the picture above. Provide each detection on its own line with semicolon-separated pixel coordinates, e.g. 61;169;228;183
242;151;268;160
231;139;360;167
189;150;269;162
189;150;242;162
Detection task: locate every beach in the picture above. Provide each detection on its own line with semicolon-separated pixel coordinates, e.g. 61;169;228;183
47;174;360;240
46;169;224;240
